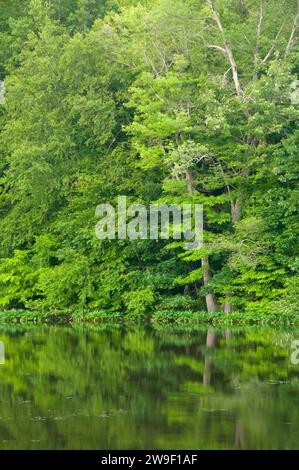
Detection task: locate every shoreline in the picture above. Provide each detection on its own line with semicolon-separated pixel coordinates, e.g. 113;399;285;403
0;310;298;328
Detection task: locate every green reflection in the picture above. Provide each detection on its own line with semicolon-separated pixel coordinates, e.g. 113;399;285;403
0;326;298;449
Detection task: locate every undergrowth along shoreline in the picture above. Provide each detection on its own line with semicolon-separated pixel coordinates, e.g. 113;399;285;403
0;309;298;327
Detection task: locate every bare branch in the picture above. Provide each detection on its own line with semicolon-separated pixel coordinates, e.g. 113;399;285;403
254;0;263;63
222;66;232;86
257;0;264;39
142;52;159;77
262;24;284;62
148;83;166;103
285;0;299;57
207;0;243;95
207;44;227;55
207;0;225;34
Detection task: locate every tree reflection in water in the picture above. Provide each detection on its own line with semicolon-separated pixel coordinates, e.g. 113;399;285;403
0;325;298;449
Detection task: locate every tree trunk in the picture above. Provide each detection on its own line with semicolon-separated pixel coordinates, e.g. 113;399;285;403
186;169;217;313
203;330;216;386
224;330;232;341
231;198;242;224
202;256;217;313
222;196;242;313
206;329;216;348
186;168;195;195
235;419;246;449
223;294;233;313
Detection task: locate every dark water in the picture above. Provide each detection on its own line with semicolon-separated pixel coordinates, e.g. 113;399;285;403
0;325;299;450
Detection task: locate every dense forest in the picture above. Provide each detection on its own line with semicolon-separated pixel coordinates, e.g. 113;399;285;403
0;0;298;319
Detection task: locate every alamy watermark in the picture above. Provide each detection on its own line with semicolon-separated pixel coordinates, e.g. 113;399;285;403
95;196;203;250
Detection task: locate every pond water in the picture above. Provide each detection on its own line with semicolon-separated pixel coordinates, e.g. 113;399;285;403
0;325;299;450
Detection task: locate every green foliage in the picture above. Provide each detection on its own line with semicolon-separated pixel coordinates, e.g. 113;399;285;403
0;309;67;324
123;287;155;318
0;309;122;325
271;275;299;315
0;250;38;308
0;0;298;319
151;310;299;327
71;309;123;323
156;294;199;312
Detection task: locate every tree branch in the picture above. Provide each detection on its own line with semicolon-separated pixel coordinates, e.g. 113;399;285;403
254;0;263;63
262;24;284;62
222;66;232;86
285;0;299;57
207;0;243;95
207;44;227;55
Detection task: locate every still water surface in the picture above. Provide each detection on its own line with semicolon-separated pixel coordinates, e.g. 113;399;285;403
0;325;299;449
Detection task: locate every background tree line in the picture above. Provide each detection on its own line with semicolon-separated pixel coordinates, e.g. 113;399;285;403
0;0;298;317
